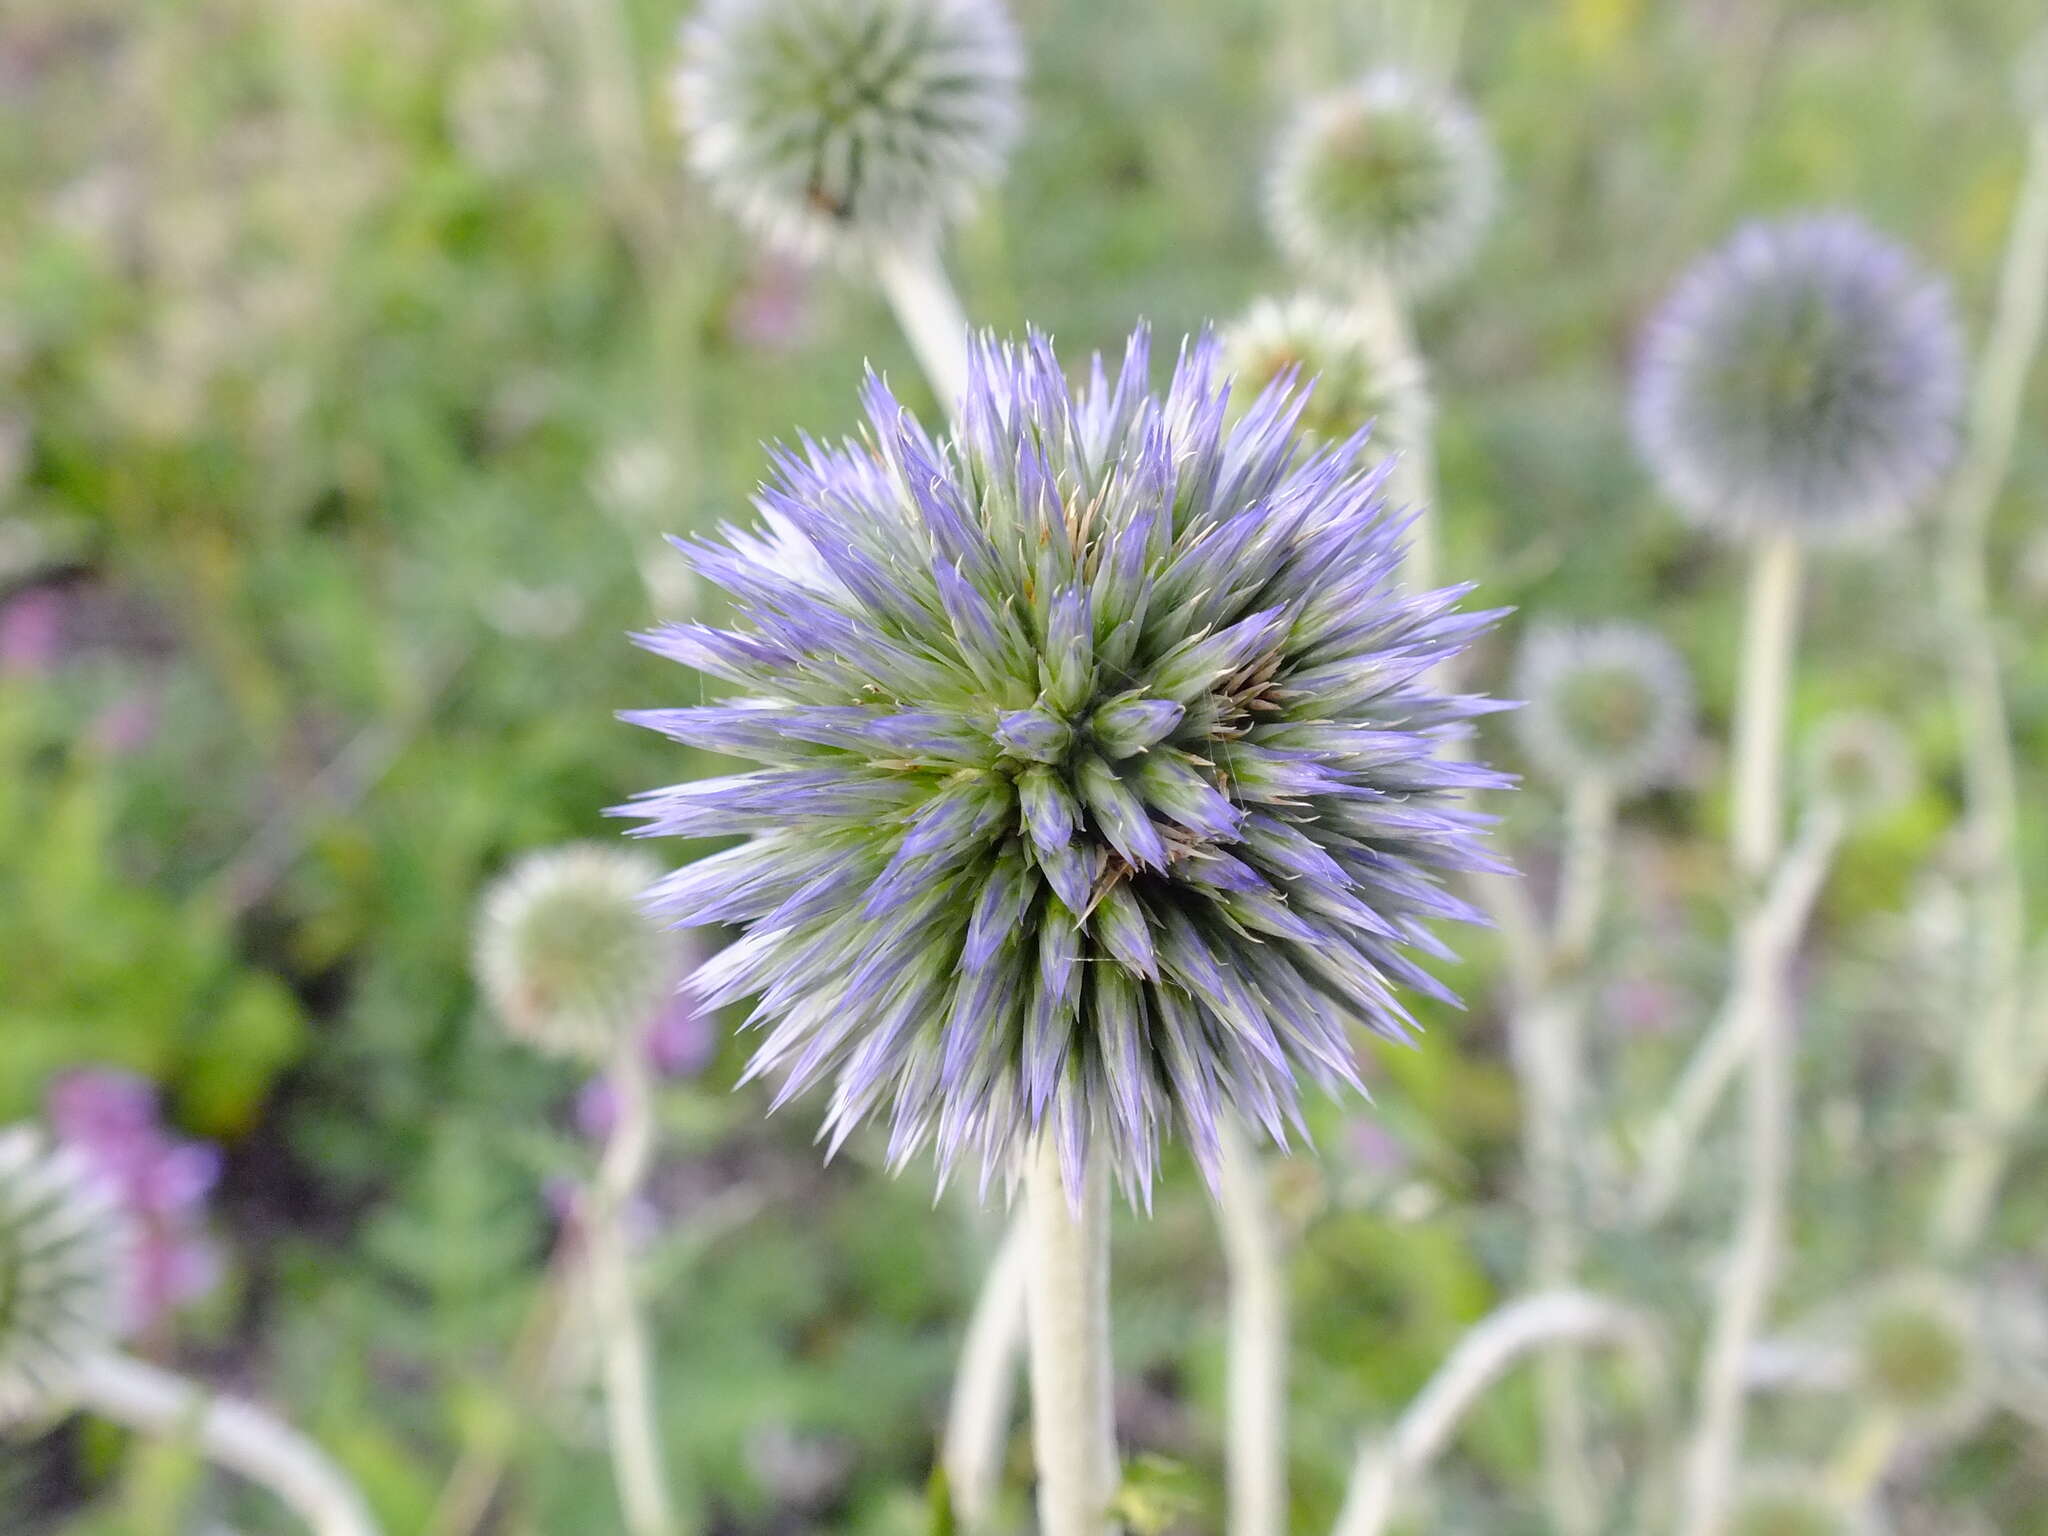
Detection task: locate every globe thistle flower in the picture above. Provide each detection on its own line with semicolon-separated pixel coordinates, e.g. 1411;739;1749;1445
618;327;1507;1199
1266;70;1497;296
1801;712;1914;823
1511;621;1694;797
1633;215;1965;542
672;0;1024;264
1851;1275;1985;1433
475;844;684;1063
0;1127;129;1423
1219;292;1429;458
1725;1469;1862;1536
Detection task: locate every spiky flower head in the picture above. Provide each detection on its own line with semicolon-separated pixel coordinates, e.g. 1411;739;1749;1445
475;844;683;1062
1802;712;1914;823
1267;69;1497;297
1852;1275;1984;1431
1219;293;1430;459
0;1127;129;1423
1633;215;1965;542
1511;621;1694;797
673;0;1024;264
1724;1470;1860;1536
619;327;1506;1200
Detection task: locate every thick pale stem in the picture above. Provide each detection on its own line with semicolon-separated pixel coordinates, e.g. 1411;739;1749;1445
588;1047;677;1536
1216;1120;1287;1536
1680;538;1805;1536
1024;1136;1119;1536
1929;116;2048;1258
943;1217;1030;1531
73;1352;378;1536
1732;536;1803;885
1330;1291;1659;1536
1354;270;1438;595
873;242;974;412
1630;810;1842;1224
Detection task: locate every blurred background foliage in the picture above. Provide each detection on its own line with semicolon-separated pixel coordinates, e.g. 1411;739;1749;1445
2;0;2046;1531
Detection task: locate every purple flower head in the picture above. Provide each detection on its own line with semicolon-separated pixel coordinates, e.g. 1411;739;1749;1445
1511;620;1695;798
619;327;1508;1202
1633;214;1965;542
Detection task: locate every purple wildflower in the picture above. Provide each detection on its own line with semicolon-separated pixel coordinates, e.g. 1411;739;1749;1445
1634;214;1965;540
619;327;1508;1200
45;1069;221;1334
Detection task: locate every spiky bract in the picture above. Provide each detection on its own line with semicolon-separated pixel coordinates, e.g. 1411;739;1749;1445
1633;215;1964;541
475;844;683;1062
1853;1275;1983;1431
0;1128;129;1423
1219;293;1429;459
619;328;1506;1200
673;0;1023;263
1266;69;1497;296
1511;621;1694;797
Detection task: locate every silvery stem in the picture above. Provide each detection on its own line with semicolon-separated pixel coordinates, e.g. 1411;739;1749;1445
1929;115;2048;1258
942;1216;1030;1531
1216;1119;1287;1536
1680;537;1805;1536
1024;1135;1119;1536
874;242;974;412
1330;1291;1660;1536
1629;809;1841;1225
1353;269;1439;595
589;1046;678;1536
73;1351;379;1536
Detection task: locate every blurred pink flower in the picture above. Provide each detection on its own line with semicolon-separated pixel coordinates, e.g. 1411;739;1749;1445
88;688;161;756
46;1068;223;1334
0;586;64;674
728;254;814;352
646;991;714;1079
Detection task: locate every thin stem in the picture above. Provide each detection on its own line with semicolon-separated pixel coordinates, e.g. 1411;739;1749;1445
1024;1135;1119;1536
1629;809;1842;1225
1929;115;2048;1259
1680;537;1805;1536
873;242;974;411
942;1216;1030;1532
1353;269;1438;595
1824;1408;1902;1505
1330;1291;1661;1536
1552;780;1615;969
73;1352;379;1536
587;1045;677;1536
1216;1119;1287;1536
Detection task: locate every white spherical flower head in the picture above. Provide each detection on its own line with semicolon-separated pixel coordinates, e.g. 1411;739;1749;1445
1634;214;1965;542
1852;1275;1985;1433
475;843;682;1062
1267;69;1497;296
674;0;1024;263
1802;711;1913;823
1219;292;1430;457
1726;1468;1865;1536
1512;621;1694;797
0;1128;129;1424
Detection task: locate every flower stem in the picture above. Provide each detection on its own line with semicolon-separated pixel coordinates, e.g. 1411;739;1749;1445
588;1046;678;1536
874;241;974;411
1929;114;2048;1260
1353;269;1439;595
73;1351;379;1536
1024;1134;1119;1536
1681;535;1805;1536
1216;1119;1287;1536
943;1216;1030;1531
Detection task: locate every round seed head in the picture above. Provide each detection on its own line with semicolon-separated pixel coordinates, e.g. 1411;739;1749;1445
1633;214;1965;542
1852;1275;1984;1430
1724;1469;1860;1536
1802;711;1914;823
1511;621;1694;796
673;0;1024;263
1219;292;1430;457
0;1127;130;1424
475;843;682;1062
621;327;1507;1200
1266;69;1497;296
